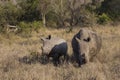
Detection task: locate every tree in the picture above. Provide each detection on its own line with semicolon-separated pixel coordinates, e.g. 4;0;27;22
0;2;22;33
67;0;94;26
18;0;39;22
51;0;97;27
67;0;82;26
37;0;52;27
0;2;22;25
99;0;120;21
51;0;68;27
51;0;91;27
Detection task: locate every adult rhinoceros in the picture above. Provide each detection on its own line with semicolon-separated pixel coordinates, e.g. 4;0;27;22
71;28;102;67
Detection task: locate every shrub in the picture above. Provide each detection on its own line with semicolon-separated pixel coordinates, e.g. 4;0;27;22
18;22;31;33
31;21;43;32
18;21;42;34
98;0;120;21
78;9;97;27
0;3;22;25
97;13;111;25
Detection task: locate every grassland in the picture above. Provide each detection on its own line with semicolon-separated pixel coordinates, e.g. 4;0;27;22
0;25;120;80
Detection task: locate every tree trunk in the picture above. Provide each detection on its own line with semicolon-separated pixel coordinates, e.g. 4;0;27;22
70;11;74;26
42;13;46;27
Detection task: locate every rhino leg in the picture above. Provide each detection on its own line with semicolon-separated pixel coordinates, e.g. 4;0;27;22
63;53;69;64
76;54;82;67
52;54;61;66
53;57;60;66
85;54;89;63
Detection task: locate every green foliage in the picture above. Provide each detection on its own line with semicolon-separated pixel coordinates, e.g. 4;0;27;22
97;13;111;25
18;0;40;21
77;8;97;27
32;21;43;32
0;26;3;33
46;11;58;28
0;3;22;25
0;6;6;25
18;21;42;33
0;0;120;34
0;3;22;33
18;22;32;37
98;0;120;21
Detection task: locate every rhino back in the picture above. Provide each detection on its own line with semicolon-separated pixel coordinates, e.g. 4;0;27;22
49;42;68;57
50;37;66;45
88;31;102;56
91;33;102;53
42;37;67;55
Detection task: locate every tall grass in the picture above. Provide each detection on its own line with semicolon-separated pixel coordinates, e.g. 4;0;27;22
0;25;120;80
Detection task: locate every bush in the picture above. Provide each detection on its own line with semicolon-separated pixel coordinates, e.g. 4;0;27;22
78;9;97;27
97;13;111;25
98;0;120;21
18;21;42;34
31;21;43;32
0;26;3;33
0;3;22;25
18;0;40;22
18;22;31;33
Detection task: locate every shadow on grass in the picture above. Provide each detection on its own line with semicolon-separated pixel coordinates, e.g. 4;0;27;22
19;52;87;67
69;54;87;68
19;52;49;65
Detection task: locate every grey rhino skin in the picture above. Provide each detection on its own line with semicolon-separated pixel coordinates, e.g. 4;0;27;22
71;28;102;67
75;38;90;66
41;35;68;66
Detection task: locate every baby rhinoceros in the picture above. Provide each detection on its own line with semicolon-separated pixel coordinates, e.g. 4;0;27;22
41;35;68;66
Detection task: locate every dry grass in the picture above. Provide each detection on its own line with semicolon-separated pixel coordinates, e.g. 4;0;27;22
0;25;120;80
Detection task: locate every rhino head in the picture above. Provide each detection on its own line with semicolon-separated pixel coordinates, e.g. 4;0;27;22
75;37;90;64
41;35;53;55
78;28;91;42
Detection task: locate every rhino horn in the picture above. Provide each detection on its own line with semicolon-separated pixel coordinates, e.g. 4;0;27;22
75;37;81;42
41;37;46;41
